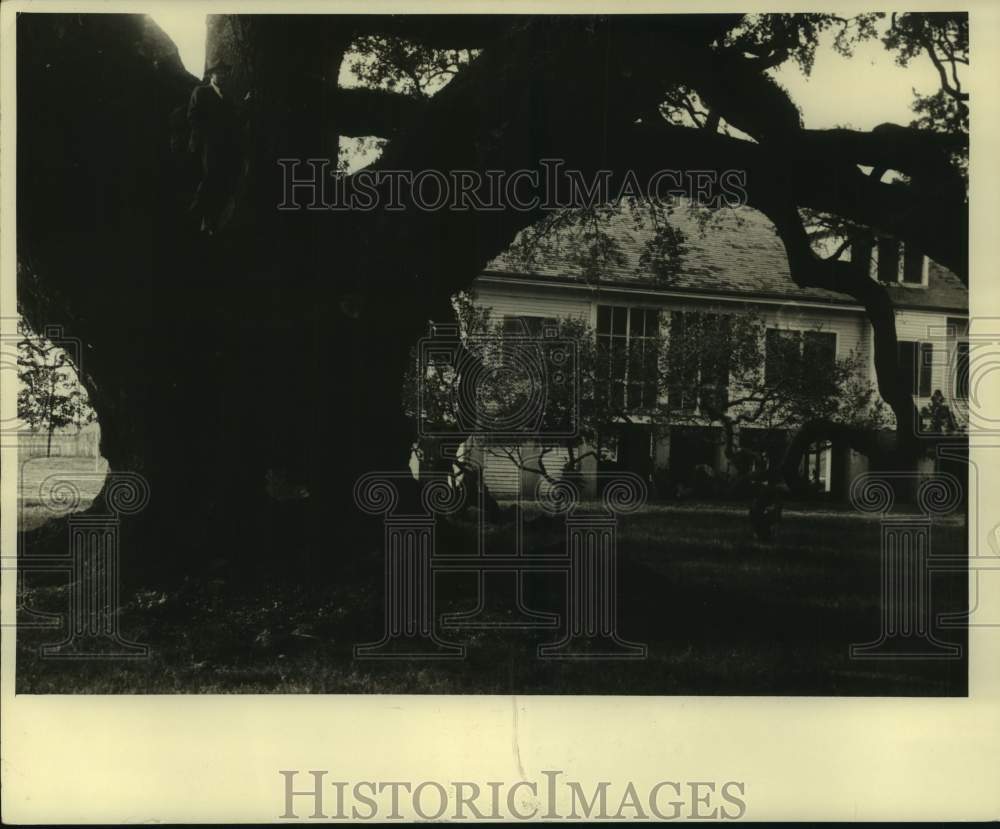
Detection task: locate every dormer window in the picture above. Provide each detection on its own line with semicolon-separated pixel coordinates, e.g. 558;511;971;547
874;237;928;287
850;238;928;287
901;243;925;284
876;238;899;283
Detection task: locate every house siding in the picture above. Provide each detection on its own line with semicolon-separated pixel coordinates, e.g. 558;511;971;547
480;441;572;498
895;309;955;402
470;276;968;414
473;278;872;365
472;284;592;322
463;252;965;500
482;448;520;496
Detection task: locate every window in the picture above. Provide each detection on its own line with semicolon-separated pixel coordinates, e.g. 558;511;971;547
803;330;837;370
698;315;731;413
800;442;832;493
870;237;927;286
955;340;969;400
765;329;837;386
898;340;934;398
918;342;934;398
765;329;801;386
667;311;697;411
851;238;874;280
877;238;900;283
902;244;925;284
597;306;659;410
667;311;730;413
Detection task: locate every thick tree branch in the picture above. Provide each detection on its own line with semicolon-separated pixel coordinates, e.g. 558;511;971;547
798;123;965;180
624;120;967;283
754;198;919;452
336;86;427;137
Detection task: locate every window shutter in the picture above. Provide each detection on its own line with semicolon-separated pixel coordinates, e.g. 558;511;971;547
919;342;933;398
955;341;970;400
765;329;801;387
764;329;782;386
667;311;684;410
597;305;612;336
641;309;660;408
803;331;836;372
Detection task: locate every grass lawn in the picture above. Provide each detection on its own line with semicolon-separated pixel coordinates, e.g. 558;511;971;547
17;455;109;532
14;497;968;695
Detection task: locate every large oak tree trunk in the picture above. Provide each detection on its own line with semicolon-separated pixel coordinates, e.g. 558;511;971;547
17;14;418;583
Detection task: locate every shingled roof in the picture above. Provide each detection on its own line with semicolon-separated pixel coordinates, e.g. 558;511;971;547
484;203;968;313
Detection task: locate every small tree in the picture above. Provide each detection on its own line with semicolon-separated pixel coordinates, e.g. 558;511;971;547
17;318;96;457
659;308;886;483
919;388;962;435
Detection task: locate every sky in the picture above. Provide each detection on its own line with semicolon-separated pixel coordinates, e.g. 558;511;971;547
152;10;208;77
770;28;942;131
151;13;946;132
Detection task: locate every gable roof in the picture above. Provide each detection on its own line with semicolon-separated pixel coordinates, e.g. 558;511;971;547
483;203;968;313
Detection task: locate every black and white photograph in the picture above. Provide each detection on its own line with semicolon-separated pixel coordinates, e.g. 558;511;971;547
4;1;1000;821
7;7;976;697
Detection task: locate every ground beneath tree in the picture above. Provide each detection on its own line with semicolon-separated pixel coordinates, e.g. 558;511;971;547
18;456;109;532
15;505;967;695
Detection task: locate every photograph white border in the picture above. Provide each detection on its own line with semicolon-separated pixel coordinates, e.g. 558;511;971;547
2;0;998;822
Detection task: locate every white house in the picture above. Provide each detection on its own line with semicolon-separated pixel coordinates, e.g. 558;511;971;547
445;204;969;500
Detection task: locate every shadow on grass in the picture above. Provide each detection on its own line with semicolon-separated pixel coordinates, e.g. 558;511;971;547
15;506;967;695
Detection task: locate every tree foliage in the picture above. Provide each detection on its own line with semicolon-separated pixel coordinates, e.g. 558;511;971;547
345;35;479;98
720;13;884;75
883;12;968;134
